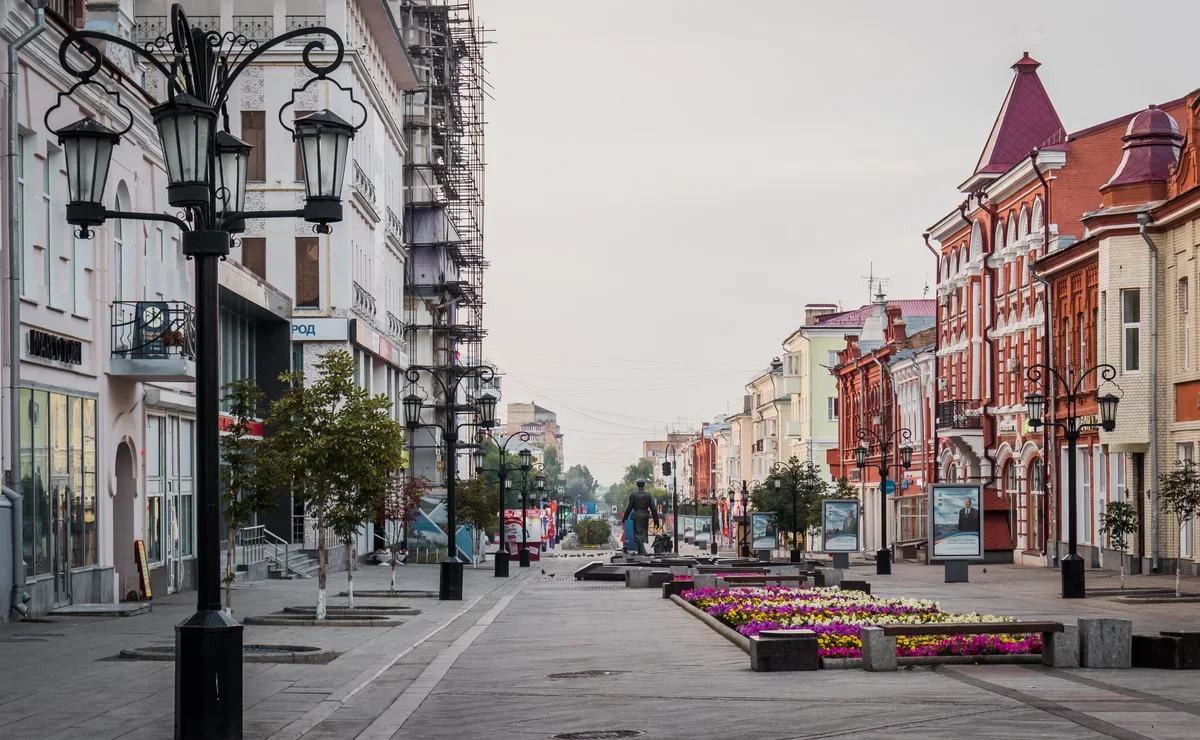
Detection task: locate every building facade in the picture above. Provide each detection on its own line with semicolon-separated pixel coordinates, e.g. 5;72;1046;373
780;303;844;481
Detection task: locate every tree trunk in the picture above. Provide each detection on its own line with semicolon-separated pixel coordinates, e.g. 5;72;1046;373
390;538;398;593
1119;557;1125;590
316;522;327;620
1176;559;1182;597
346;540;355;609
225;525;237;613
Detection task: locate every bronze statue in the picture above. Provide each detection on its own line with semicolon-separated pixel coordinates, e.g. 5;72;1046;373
623;479;660;554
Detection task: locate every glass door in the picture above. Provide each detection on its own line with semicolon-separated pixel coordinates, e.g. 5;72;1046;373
166;417;180;593
50;393;70;605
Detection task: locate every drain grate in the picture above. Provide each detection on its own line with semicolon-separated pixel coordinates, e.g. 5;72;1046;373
546;670;628;679
553;732;644;739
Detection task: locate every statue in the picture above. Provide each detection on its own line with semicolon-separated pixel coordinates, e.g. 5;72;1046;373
623;479;660;555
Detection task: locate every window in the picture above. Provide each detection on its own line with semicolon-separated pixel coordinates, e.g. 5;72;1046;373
294;110;313;180
17;133;28;295
179;419;194;558
1181;278;1190;370
146;416;163;563
242;111;266;181
1078;446;1091;543
1100;291;1107;364
827;350;838;367
827;397;838;421
240;237;266;280
1113;453;1126;502
1005;461;1019;546
1180;444;1195;559
295;237;320;307
42;150;51;303
1122;289;1141;372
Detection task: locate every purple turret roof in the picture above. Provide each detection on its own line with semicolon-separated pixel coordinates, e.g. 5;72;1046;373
974;53;1067;176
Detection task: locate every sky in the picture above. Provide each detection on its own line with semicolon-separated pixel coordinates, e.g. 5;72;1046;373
471;0;1200;485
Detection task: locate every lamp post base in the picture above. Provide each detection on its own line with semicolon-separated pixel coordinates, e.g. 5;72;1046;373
494;550;510;578
1061;554;1086;599
439;558;464;601
175;609;242;740
519;549;531;568
876;548;892;575
710;541;717;555
740;545;750;558
790;549;803;563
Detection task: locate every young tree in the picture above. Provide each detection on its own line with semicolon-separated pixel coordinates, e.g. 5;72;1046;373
268;350;406;619
748;461;829;551
379;475;429;592
455;477;497;565
1098;499;1139;590
219;379;284;612
1159;460;1200;597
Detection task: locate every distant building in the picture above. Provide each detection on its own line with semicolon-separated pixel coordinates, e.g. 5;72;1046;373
506;402;563;461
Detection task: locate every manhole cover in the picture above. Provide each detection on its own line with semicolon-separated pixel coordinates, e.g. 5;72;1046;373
243;646;304;655
0;637;48;643
553;732;644;739
545;670;628;679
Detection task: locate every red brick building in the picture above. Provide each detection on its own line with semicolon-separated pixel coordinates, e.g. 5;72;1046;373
925;52;1187;564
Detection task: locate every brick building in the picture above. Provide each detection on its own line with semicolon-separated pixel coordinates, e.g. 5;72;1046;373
925;52;1187;564
828;295;935;556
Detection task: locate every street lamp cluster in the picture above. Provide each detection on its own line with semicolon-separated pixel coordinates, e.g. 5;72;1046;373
773;459;821;563
854;429;913;576
48;6;365;736
473;430;529;577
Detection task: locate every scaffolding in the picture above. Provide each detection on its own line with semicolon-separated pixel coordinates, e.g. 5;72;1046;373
399;0;488;375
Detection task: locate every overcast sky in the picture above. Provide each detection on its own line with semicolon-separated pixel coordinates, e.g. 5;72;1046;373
471;0;1200;485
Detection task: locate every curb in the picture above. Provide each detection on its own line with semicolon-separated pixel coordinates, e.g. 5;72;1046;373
242;614;406;627
337;590;437;598
118;644;340;664
669;594;749;653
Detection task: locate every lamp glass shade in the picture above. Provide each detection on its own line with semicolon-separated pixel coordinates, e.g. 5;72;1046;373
536;476;546;491
476;393;497;428
1098;393;1119;432
294;109;354;200
519;448;532;471
774;478;781;490
472;449;484;471
854;445;869;469
58;118;119;209
900;445;914;469
505;478;512;489
1024;392;1046;425
215;130;250;218
402;394;423;429
151;94;215;200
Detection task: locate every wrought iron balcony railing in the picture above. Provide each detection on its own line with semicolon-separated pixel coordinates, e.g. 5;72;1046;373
387;311;405;337
386;207;404;243
111;301;196;360
937;399;984;429
353;160;376;204
353;281;377;317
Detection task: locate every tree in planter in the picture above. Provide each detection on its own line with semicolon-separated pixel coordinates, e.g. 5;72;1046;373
456;476;497;565
219;379;284;612
1098;500;1139;590
379;475;429;592
1159;459;1200;597
267;350;406;619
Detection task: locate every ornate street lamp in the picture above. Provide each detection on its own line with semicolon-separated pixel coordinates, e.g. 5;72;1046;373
476;392;498;428
215;131;251;233
475;428;531;578
294;109;355;226
403;394;424;430
856;426;912;576
663;446;678;554
773;458;821;563
1025;363;1121;598
46;7;365;735
519;447;533;471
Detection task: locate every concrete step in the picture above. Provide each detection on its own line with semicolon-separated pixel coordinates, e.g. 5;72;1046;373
50;602;151;617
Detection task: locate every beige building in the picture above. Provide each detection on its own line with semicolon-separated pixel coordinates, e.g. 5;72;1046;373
747;359;788;480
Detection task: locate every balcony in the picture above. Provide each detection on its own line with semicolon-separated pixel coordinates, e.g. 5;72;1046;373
780;375;802;395
785;421;804;438
386;207;404;247
937;399;984;430
233;16;274;42
387;311;405;338
351;160;379;223
353;282;377;317
110;301;196;382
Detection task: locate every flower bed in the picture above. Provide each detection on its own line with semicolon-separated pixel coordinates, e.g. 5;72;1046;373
682;586;1040;659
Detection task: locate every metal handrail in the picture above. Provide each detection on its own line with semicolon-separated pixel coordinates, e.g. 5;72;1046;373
237;525;266;565
111;301;197;360
262;527;310;579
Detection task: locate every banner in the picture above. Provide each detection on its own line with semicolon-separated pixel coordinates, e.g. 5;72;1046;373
821;499;860;553
751;512;776;550
929;484;984;559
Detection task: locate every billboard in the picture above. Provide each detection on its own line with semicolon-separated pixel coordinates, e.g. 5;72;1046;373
929;484;984;559
821;499;860;553
751;512;777;551
682;516;696;541
695;517;712;544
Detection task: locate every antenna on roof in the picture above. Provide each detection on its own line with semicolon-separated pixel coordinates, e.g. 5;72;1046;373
861;262;891;302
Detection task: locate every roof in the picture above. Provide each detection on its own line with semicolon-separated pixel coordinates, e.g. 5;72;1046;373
808;300;936;329
974;53;1066;176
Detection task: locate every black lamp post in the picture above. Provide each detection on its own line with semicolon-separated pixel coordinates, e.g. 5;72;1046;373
474;428;529;577
515;453;545;567
855;427;913;576
403;364;497;599
774;459;821;563
734;480;758;557
662;445;678;554
1025;363;1120;599
49;8;362;737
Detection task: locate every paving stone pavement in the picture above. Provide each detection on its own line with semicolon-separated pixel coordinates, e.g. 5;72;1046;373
3;553;1200;739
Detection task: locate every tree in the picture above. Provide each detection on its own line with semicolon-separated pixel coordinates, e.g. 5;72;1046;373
833;476;859;499
565;464;599;499
219;379;284;612
267;350;406;618
1098;500;1139;590
379;475;428;592
541;446;563;493
748;459;829;551
1159;460;1200;597
456;477;497;564
609;458;666;514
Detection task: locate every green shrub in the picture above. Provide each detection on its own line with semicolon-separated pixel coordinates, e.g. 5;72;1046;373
576;519;612;545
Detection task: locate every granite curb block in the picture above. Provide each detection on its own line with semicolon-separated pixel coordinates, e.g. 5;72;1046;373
117;644;340;664
1043;624;1080;668
336;590;437;598
241;614;407;627
1079;617;1133;668
1116;594;1200;604
282;606;420;617
669;594;750;653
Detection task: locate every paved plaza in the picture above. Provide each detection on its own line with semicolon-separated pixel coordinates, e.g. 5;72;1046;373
2;555;1200;739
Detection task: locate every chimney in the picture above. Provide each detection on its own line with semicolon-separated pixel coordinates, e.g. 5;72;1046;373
886;305;907;343
804;303;839;325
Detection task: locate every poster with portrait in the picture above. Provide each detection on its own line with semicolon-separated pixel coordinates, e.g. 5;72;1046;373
821;499;860;553
695;517;712;544
929;484;984;559
751;512;777;550
682;516;696;541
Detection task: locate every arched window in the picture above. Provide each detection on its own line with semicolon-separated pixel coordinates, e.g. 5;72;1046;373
942;255;950;281
995;221;1005;254
947;465;958;483
1005;461;1019;545
960;245;970;273
1032;198;1044;234
1008;215;1018;248
970;221;983;262
114;182;130;302
1028;457;1045;551
952;249;960;276
1019;205;1029;239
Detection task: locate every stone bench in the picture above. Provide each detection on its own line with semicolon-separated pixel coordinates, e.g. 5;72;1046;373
721;575;808;587
839;579;870;594
749;629;819;672
1078;618;1133;668
1133;631;1200;670
811;568;842;588
862;621;1072;672
662;579;694;599
625;569;672;589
